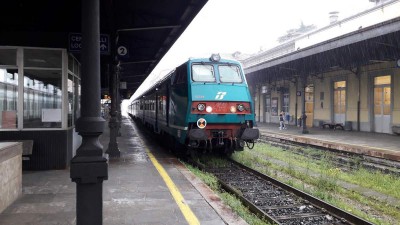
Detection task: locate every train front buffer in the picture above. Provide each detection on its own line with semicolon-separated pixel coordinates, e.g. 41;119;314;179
187;101;259;151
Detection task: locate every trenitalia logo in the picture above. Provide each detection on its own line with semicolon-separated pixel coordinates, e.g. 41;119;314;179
215;92;227;100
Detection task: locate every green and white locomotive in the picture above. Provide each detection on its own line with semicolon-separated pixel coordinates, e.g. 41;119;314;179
128;54;259;155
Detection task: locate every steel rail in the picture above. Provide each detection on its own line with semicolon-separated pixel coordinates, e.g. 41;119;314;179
192;157;374;225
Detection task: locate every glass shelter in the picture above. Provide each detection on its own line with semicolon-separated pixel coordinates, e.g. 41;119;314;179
0;47;80;130
0;47;81;170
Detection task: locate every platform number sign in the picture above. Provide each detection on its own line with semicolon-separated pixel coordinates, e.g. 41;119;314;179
117;46;128;56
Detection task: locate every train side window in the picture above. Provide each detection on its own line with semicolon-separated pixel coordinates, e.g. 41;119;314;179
175;66;187;84
191;64;215;82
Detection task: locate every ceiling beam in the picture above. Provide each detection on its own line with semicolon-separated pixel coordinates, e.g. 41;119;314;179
117;25;181;33
119;60;156;65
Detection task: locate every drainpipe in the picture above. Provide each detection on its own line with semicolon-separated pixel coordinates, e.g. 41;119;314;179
356;67;361;131
258;85;261;122
70;0;108;224
301;76;309;134
295;76;298;126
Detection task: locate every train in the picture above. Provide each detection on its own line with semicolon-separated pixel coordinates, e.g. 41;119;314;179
127;54;259;155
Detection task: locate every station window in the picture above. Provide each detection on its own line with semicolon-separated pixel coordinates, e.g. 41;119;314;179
67;54;81;128
23;69;62;128
0;68;18;129
282;92;289;114
0;48;18;129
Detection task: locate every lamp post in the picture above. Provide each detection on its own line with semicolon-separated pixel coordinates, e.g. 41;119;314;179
70;0;108;224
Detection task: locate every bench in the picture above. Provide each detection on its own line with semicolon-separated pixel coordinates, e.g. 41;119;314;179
322;123;344;130
393;126;400;135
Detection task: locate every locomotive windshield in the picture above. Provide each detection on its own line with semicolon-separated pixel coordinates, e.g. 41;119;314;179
218;65;242;83
192;64;215;82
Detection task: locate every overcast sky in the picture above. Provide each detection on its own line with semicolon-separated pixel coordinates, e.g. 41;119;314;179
130;0;376;100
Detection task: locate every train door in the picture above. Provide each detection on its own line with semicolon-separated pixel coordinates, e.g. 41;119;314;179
333;81;346;124
305;84;314;127
264;94;271;123
373;75;391;133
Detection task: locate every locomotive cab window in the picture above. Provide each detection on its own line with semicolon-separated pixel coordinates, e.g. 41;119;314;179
219;65;243;83
191;64;215;82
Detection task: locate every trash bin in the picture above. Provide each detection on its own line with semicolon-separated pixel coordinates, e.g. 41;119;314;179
344;121;352;131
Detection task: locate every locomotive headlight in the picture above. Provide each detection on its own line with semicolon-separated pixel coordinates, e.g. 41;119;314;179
210;53;221;62
197;103;205;111
206;106;213;113
230;106;236;113
237;104;245;112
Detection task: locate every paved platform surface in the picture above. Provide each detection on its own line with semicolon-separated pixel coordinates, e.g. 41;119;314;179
257;122;400;161
0;116;246;225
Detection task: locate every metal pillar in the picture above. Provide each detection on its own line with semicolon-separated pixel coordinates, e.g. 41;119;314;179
294;76;298;126
300;76;309;134
70;0;108;224
106;64;121;157
117;75;122;137
356;67;361;131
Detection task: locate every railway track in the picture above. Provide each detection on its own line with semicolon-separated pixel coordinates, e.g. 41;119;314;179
259;135;400;176
195;159;373;225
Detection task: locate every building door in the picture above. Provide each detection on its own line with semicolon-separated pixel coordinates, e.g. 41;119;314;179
333;81;346;124
374;75;391;133
264;94;271;123
282;92;289;123
305;85;314;127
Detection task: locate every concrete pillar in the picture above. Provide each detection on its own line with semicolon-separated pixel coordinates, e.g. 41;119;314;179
70;0;108;224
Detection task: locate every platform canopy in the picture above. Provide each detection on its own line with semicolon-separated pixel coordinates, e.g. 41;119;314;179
0;0;208;98
245;17;400;85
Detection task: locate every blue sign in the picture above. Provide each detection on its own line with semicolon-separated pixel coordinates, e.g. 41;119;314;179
69;33;110;55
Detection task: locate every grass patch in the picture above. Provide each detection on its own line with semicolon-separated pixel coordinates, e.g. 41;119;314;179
250;143;400;199
231;145;400;224
199;155;229;168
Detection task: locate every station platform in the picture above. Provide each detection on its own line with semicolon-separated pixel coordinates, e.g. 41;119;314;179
0;116;247;225
256;122;400;162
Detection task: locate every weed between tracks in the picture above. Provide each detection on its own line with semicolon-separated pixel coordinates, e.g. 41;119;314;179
231;143;400;225
183;160;271;225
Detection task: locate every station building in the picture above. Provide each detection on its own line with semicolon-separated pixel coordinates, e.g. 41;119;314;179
243;0;400;134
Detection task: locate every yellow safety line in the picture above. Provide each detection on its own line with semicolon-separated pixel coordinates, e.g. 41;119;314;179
146;149;200;225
